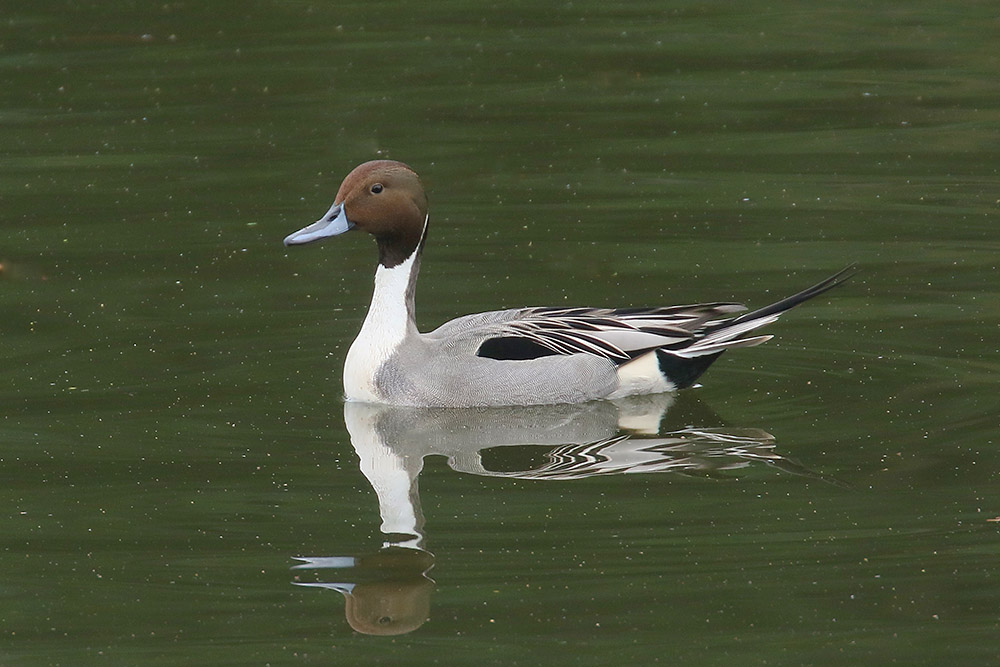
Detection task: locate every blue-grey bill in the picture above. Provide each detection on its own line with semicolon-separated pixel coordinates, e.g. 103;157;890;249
283;201;354;246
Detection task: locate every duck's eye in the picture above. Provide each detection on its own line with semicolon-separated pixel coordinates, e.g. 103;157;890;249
370;183;384;194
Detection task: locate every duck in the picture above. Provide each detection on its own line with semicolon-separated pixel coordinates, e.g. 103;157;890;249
284;160;853;408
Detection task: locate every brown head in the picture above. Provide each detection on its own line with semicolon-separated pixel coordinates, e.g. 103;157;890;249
283;160;429;268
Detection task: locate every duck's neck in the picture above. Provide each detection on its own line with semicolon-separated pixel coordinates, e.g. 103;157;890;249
365;249;421;338
358;215;428;343
343;218;427;402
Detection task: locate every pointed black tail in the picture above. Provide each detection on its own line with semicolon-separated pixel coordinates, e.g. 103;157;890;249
727;264;857;327
658;264;857;389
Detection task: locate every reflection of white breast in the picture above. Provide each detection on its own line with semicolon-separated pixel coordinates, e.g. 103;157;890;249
344;401;424;543
362;448;420;538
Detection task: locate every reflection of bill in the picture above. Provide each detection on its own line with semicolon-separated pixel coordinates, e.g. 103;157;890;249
292;395;835;635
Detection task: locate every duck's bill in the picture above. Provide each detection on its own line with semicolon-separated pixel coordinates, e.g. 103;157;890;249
283;201;354;246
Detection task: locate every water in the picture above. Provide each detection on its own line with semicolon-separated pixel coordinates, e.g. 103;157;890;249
2;1;999;664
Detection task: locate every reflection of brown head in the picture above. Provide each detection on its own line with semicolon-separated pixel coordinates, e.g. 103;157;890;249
343;577;435;635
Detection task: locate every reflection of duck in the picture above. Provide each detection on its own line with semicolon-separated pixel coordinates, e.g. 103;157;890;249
292;396;831;635
283;160;853;407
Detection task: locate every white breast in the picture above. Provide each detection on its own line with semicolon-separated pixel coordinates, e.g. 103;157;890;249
343;252;418;402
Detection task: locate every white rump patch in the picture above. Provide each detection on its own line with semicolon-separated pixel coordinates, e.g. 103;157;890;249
610;350;675;398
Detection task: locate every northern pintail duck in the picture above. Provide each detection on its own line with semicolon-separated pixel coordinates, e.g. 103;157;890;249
284;160;852;407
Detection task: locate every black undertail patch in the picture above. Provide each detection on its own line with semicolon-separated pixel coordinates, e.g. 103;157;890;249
655;350;724;389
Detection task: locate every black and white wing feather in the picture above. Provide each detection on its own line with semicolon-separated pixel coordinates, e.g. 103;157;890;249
464;265;856;365
473;303;747;363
